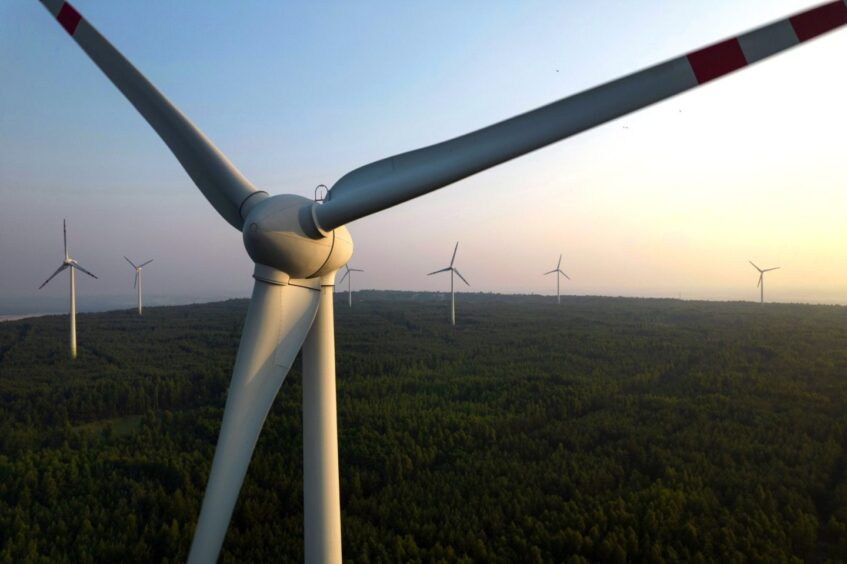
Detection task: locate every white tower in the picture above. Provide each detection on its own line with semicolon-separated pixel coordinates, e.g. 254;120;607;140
749;261;780;304
124;257;153;315
338;264;364;308
428;242;470;325
543;254;571;304
38;220;98;359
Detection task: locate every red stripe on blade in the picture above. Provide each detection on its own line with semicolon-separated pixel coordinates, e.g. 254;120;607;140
687;38;748;85
57;3;82;36
790;1;847;42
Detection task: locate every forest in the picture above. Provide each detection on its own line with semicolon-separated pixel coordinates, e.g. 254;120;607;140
0;291;846;563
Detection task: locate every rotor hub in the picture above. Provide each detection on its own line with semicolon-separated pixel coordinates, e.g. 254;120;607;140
242;194;353;281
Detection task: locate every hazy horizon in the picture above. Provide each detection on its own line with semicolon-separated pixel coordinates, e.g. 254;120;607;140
3;285;844;319
2;1;845;308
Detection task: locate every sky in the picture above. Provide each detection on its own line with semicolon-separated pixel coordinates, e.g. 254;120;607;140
1;0;845;314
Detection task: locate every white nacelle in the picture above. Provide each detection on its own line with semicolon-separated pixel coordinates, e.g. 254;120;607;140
242;194;353;280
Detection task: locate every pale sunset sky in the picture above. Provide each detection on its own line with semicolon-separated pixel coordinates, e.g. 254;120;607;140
1;0;845;312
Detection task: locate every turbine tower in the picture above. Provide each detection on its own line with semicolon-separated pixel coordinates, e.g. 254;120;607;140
32;1;846;561
38;219;98;359
428;242;470;326
749;261;780;304
544;254;571;304
338;264;364;308
124;256;153;315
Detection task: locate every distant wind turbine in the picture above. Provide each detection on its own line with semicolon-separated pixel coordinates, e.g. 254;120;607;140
38;220;98;359
428;242;470;326
338;264;363;308
749;261;780;304
544;254;571;304
124;256;153;315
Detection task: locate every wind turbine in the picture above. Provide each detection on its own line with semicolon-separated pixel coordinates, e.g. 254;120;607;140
749;261;780;304
338;264;364;308
124;256;153;315
38;219;98;359
31;1;846;561
428;243;470;326
544;254;571;304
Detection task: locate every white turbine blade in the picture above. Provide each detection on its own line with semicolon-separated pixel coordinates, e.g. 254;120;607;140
38;263;68;289
454;269;470;286
427;267;451;276
757;274;762;287
133;271;138;289
188;278;320;563
349;268;364;273
749;260;763;272
72;262;98;279
764;266;781;272
37;0;264;230
315;3;847;231
557;254;562;270
449;242;459;267
561;271;571;280
543;269;557;276
63;218;68;257
123;255;138;269
338;270;349;283
139;259;154;268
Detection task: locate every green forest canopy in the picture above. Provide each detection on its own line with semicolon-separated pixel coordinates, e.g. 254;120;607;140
0;292;846;562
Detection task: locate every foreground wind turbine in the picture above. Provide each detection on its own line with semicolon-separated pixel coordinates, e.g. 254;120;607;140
38;219;98;359
544;254;571;304
124;256;153;315
32;0;847;560
749;261;781;304
338;264;364;308
428;242;470;326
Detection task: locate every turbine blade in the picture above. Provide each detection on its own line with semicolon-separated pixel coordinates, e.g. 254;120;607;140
543;269;557;275
757;274;762;287
72;262;98;279
450;242;459;267
749;260;762;272
427;267;451;276
38;263;69;289
139;259;154;268
764;266;781;272
133;271;138;289
124;256;138;269
338;270;349;283
37;1;264;230
315;2;847;230
188;277;320;563
350;268;364;272
63;219;68;257
454;269;470;286
557;254;562;269
561;271;571;280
